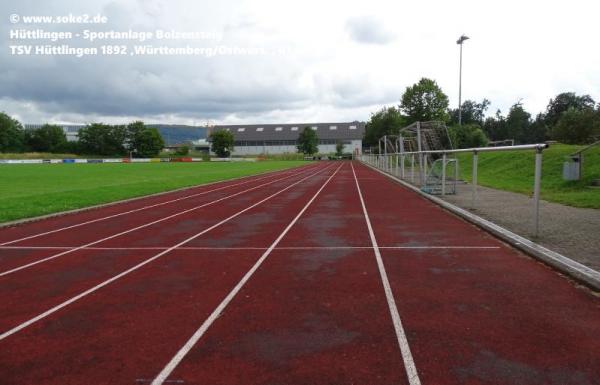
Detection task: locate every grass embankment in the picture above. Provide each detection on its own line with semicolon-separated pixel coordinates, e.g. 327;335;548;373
455;143;600;208
0;161;308;223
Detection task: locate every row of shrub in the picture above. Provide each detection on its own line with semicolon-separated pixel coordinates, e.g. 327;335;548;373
0;113;165;157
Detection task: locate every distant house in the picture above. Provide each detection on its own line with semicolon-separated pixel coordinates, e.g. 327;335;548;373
209;122;365;155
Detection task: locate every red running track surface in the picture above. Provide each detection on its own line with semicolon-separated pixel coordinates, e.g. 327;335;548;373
0;161;598;385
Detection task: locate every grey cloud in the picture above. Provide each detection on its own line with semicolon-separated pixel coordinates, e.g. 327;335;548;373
0;1;396;124
345;16;396;45
0;2;310;121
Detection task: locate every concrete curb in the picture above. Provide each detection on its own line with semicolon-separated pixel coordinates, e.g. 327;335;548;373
363;162;600;292
0;163;311;230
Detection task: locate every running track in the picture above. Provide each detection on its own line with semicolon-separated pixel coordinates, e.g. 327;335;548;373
0;161;599;385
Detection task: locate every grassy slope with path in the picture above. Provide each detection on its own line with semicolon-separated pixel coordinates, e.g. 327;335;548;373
455;143;600;208
0;161;308;223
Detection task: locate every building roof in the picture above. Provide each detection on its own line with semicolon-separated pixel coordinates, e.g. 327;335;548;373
211;122;365;141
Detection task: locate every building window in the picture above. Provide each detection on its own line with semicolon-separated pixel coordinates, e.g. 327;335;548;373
291;126;298;131
256;127;264;132
329;125;337;130
312;126;318;130
275;127;283;131
237;128;245;132
349;125;357;130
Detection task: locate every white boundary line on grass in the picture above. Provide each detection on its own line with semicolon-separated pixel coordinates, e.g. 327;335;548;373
0;164;324;278
0;164;317;246
350;162;422;385
150;163;344;385
0;162;335;342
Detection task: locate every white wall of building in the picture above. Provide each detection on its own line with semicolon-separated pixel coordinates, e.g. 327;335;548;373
228;140;362;156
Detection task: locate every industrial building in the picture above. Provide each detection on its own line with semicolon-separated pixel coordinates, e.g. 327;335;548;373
23;121;366;156
211;122;365;155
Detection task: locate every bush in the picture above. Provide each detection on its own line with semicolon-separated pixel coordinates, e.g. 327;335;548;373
448;124;489;149
62;140;81;154
552;108;600;144
175;145;190;156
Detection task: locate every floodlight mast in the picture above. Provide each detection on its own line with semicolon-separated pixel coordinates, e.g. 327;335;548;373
456;34;469;126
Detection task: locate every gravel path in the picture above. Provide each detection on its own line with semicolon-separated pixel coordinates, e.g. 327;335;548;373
439;182;600;272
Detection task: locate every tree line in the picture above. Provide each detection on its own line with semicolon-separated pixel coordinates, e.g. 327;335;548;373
0;113;165;157
365;78;600;149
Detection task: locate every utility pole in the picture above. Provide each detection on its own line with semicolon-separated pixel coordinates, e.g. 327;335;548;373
456;34;469;125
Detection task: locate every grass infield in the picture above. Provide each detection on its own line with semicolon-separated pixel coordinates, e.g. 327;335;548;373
0;161;308;223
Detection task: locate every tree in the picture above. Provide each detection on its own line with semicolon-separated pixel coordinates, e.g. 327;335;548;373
297;126;318;155
62;140;81;154
483;110;508;141
210;129;234;157
0;112;25;152
175;145;190;156
544;92;595;128
448;99;490;126
363;106;405;148
522;113;548;144
400;78;449;124
78;123;128;156
27;124;68;153
552;108;600;144
335;141;344;156
506;102;532;144
448;124;488;149
127;121;164;157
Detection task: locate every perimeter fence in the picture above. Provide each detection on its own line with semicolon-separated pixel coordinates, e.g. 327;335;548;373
358;121;549;237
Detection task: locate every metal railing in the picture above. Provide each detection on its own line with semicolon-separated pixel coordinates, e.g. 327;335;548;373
360;143;549;237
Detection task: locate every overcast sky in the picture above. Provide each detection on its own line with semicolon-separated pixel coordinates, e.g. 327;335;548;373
1;0;599;125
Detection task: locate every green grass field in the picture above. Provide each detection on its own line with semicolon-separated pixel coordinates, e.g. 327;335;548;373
0;161;308;223
455;144;600;209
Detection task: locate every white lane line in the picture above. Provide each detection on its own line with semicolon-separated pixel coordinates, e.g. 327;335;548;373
0;164;317;247
0;163;335;342
350;162;422;385
150;163;344;385
0;245;501;251
0;164;324;278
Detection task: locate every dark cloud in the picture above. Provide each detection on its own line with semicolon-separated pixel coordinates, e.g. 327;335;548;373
0;0;315;122
0;1;404;124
